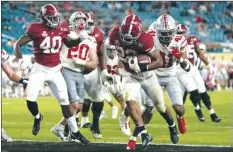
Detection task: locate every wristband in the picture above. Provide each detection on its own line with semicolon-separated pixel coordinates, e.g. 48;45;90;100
139;64;148;72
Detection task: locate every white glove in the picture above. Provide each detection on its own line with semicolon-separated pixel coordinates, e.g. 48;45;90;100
18;59;28;70
101;69;113;84
128;57;141;73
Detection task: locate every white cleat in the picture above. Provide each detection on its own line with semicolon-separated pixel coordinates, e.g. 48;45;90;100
112;106;119;119
1;128;13;142
50;125;68;141
119;114;131;136
100;111;107;120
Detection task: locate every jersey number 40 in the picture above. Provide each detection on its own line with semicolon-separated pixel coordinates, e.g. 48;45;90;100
40;36;62;54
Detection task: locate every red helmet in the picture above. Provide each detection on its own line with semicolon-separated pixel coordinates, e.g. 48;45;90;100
176;24;190;35
84;13;95;34
119;15;142;45
40;4;61;28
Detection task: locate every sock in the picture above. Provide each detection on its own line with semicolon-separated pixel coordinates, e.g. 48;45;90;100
160;112;175;126
194;105;200;110
209;108;215;114
92;102;104;129
35;113;40;119
169;122;175;127
66;116;78;133
82;116;89;123
130;136;137;141
177;115;183;119
132;125;146;137
26;100;39;117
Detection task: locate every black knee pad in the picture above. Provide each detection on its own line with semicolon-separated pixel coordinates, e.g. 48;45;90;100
200;92;211;107
189;90;201;107
61;105;72;118
91;102;104;117
26;100;39;116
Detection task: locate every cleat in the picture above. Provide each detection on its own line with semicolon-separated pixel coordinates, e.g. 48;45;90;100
32;114;43;136
177;116;186;134
70;131;91;145
90;125;103;139
82;123;91;128
119;114;131;136
141;133;153;149
76;118;81;128
112;106;118;119
210;113;221;122
126;140;136;150
194;109;205;122
1;128;13;142
50;125;68;141
168;125;179;144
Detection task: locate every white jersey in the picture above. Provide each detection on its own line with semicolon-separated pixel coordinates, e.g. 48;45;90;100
60;31;97;72
1;49;9;65
148;25;188;76
106;56;119;76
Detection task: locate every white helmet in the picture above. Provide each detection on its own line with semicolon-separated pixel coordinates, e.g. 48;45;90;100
69;11;87;31
155;14;176;43
105;38;117;59
85;13;95;34
176;24;190;36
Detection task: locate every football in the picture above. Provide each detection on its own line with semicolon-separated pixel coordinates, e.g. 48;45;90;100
136;55;151;65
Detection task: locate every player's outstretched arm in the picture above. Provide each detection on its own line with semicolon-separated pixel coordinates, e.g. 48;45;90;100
147;48;163;70
14;34;32;59
63;36;81;48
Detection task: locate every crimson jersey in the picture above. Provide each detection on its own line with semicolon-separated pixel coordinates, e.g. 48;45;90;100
26;22;70;67
89;27;104;54
109;26;154;72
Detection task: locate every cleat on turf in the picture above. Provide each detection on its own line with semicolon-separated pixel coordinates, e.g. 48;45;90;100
210;113;221;122
70;131;91;145
50;125;68;141
32;114;43;136
194;109;205;122
90;125;103;139
82;123;91;128
168;125;179;144
141;133;153;149
126;140;136;150
177;116;186;134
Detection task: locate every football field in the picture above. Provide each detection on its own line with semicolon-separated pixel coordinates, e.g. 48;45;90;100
2;91;233;151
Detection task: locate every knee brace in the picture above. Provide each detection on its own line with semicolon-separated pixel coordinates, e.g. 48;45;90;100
189;90;201;107
200;92;211;107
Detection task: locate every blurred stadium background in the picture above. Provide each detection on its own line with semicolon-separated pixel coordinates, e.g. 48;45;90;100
1;1;233;150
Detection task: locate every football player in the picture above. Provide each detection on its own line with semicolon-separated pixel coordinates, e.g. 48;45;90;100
14;4;90;144
1;49;28;142
149;14;189;135
50;11;97;143
176;24;221;122
77;12;111;139
108;14;177;150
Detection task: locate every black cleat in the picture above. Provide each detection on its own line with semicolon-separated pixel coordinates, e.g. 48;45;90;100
194;109;205;122
32;114;43;136
210;113;221;122
70;131;91;145
168;125;179;144
82;123;91;128
141;133;153;149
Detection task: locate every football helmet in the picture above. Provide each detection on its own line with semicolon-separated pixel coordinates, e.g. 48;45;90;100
40;4;61;28
119;15;142;45
155;14;176;43
176;24;190;36
106;44;117;59
85;13;95;34
69;11;87;31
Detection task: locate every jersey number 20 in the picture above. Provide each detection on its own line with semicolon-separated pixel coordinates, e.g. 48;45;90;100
67;44;89;60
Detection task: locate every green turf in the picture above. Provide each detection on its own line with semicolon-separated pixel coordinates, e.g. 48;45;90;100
2;91;233;146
